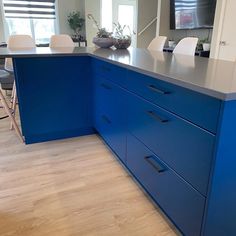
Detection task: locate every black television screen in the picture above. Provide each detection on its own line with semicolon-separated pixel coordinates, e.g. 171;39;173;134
170;0;217;30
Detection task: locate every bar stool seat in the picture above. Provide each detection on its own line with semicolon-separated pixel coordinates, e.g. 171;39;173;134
0;69;9;78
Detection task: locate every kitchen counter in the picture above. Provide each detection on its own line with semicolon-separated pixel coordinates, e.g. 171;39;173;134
1;46;236;235
0;47;236;100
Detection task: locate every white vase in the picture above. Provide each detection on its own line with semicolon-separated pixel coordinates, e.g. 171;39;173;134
203;43;211;51
168;40;175;48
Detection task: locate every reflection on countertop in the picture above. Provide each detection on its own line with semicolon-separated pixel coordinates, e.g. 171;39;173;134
0;46;236;100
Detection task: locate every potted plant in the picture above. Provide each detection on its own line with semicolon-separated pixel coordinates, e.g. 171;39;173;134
113;23;132;49
87;14;113;48
67;11;85;40
168;39;175;48
199;38;211;51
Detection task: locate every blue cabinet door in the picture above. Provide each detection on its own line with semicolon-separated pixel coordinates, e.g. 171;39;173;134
14;56;94;144
93;76;126;163
127;92;215;196
127;134;205;236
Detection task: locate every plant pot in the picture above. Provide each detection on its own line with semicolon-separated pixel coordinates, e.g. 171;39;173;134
203;43;211;51
168;40;175;48
92;37;114;48
113;38;131;49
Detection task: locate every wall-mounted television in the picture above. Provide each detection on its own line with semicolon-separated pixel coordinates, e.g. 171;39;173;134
170;0;217;30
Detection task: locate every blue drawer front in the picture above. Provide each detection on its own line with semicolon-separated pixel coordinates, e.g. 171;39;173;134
127;134;205;236
127;93;215;196
93;76;126;163
126;70;221;133
92;59;127;87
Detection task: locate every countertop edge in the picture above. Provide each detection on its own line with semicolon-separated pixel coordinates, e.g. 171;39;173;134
89;54;231;101
0;49;235;101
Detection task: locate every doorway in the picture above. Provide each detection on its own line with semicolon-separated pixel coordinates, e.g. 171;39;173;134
101;0;137;47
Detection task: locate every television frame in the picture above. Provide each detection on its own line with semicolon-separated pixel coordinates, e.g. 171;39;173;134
170;0;216;30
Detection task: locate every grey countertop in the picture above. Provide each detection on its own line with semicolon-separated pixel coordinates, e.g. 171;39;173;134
0;46;236;101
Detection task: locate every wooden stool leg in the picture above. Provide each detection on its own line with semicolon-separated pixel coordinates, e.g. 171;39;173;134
10;82;16;109
10;82;17;130
0;90;24;142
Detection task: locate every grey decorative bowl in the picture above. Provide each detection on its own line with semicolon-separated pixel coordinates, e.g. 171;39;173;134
93;37;114;48
113;38;131;49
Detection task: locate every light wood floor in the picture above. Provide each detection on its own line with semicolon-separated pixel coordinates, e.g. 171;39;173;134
0;95;178;236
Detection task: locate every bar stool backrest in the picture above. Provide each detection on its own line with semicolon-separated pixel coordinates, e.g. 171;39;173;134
50;34;75;48
148;36;167;52
173;37;199;56
5;35;36;72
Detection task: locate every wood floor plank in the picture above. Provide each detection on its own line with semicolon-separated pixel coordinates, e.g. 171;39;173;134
0;102;178;236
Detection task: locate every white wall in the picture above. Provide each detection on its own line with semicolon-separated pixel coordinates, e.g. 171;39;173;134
137;0;158;48
0;0;5;42
85;0;101;47
210;0;236;61
0;16;4;42
157;0;213;44
157;0;170;39
210;0;226;59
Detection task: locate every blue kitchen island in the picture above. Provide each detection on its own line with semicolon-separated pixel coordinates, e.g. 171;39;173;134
0;47;236;236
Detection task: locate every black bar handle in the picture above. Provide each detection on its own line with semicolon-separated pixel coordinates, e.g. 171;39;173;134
145;156;166;173
147;84;169;95
101;115;111;124
146;111;169;123
100;83;112;90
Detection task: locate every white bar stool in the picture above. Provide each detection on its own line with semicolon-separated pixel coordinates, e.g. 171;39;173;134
4;35;36;141
173;37;199;56
148;36;167;52
49;34;75;48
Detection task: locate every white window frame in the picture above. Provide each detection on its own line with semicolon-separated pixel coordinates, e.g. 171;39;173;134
0;0;59;43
